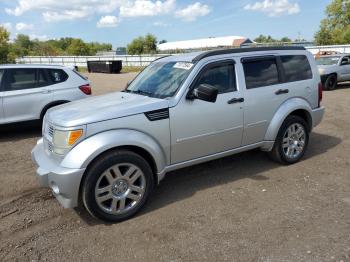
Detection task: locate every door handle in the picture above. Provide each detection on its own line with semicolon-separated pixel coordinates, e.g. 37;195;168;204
227;97;244;104
41;89;51;94
275;89;289;95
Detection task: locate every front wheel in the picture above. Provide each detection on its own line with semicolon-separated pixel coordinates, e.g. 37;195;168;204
82;150;154;222
269;115;309;165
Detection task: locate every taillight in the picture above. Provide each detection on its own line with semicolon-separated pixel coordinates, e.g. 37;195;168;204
318;82;323;107
79;84;91;95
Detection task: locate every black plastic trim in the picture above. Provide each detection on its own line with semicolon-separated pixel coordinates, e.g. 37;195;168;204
144;108;169;121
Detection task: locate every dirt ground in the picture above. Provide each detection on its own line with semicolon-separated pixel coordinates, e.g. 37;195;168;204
0;73;349;262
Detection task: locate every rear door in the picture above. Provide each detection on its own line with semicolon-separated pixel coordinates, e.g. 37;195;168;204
241;56;288;145
241;54;313;145
2;68;53;123
0;69;5;123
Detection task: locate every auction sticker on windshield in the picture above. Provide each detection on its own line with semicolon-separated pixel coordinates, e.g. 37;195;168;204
173;62;193;70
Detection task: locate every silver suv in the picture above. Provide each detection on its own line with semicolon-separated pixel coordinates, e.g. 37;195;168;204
32;47;325;222
0;64;91;124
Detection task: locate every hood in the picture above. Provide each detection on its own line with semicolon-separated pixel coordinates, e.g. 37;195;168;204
46;92;169;127
317;64;338;75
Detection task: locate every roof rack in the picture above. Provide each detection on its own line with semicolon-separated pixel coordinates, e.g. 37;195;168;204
192;46;306;63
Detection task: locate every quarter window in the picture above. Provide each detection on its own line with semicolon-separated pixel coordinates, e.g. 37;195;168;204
5;69;37;91
48;69;68;83
281;55;312;82
195;63;236;94
243;58;280;89
0;70;4;90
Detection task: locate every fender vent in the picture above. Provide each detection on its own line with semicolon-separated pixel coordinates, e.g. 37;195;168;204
145;108;169;121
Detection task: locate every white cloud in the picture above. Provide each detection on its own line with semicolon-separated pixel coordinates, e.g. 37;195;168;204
1;22;12;31
175;2;210;22
97;15;119;27
6;0;121;22
153;21;169;27
120;0;175;17
244;0;300;17
15;22;34;31
29;34;48;41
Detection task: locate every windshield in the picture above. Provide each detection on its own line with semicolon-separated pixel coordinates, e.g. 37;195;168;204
125;61;193;99
316;56;340;66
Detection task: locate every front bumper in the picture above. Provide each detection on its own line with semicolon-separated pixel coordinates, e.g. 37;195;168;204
311;106;325;128
31;138;85;208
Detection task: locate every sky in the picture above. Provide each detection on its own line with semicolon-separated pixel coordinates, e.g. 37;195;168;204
0;0;331;48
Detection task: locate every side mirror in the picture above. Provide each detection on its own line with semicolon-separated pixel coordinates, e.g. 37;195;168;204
341;58;349;65
190;84;218;103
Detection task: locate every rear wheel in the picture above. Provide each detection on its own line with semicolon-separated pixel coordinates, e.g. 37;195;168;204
269;115;309;165
324;74;337;90
82;150;154;222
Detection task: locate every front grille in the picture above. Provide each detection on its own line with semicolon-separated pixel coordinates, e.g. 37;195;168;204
48;125;54;138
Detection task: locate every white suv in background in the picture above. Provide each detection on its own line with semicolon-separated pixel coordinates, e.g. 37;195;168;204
0;64;91;124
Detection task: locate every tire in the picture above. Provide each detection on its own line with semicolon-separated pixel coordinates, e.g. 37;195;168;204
268;115;309;165
324;74;337;90
82;150;154;222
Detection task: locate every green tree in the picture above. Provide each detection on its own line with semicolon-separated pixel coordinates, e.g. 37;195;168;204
280;37;292;42
67;39;91;55
127;34;157;55
315;0;350;45
254;35;277;43
0;26;10;63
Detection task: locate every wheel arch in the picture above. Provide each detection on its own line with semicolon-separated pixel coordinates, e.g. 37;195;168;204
263;98;313;147
61;129;168;183
40;100;70;120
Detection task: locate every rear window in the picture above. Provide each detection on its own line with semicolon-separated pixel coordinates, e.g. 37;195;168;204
48;69;68;83
243;58;280;89
281;55;312;82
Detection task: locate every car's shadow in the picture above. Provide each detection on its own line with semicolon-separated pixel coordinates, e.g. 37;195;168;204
77;132;342;225
0;121;42;142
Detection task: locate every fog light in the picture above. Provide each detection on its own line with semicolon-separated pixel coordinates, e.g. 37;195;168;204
50;182;60;195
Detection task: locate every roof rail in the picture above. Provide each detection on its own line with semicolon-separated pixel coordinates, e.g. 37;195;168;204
192;46;306;63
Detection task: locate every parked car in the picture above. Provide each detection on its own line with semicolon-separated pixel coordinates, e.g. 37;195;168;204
32;47;325;222
316;54;350;90
0;64;91;124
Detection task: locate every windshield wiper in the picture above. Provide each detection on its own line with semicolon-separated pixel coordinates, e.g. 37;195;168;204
123;89;153;97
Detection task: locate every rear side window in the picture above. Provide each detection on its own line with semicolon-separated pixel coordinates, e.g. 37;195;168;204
37;69;51;87
243;58;280;89
48;69;68;83
5;68;37;91
281;55;312;82
195;62;236;94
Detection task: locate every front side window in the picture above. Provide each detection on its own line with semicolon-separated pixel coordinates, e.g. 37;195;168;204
243;58;280;89
281;55;312;82
126;61;192;99
195;62;236;94
5;68;37;91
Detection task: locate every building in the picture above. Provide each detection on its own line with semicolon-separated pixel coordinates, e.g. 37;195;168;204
157;36;253;52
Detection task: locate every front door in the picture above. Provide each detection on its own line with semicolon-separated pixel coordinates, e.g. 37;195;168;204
2;68;53;123
339;56;350;81
170;60;244;164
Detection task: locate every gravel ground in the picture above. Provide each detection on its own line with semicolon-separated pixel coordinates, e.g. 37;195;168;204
0;73;349;262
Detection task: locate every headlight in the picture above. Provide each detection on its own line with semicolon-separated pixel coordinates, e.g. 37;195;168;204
53;129;83;155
